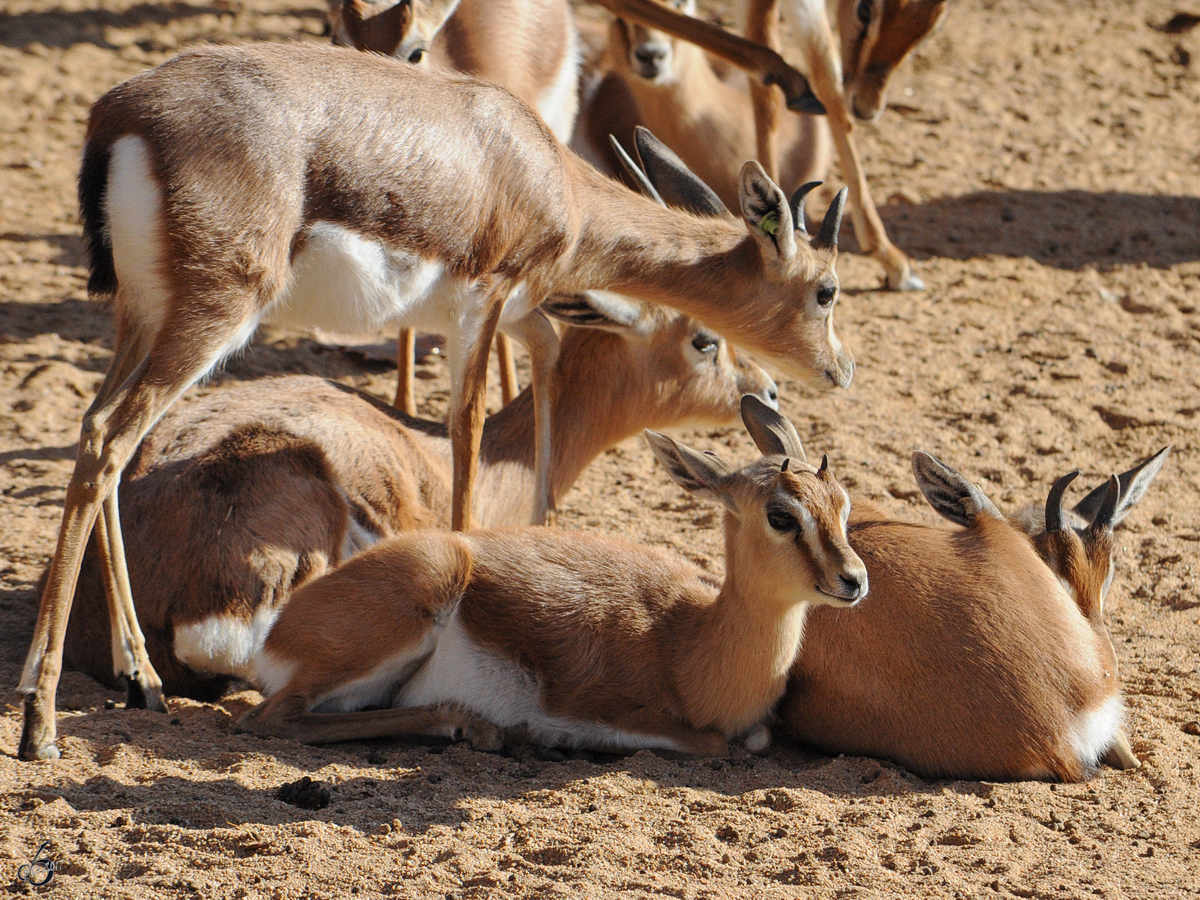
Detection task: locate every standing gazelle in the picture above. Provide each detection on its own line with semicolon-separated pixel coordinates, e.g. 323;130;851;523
782;448;1169;781
328;0;582;412
237;396;867;756
62;294;777;699
19;43;852;760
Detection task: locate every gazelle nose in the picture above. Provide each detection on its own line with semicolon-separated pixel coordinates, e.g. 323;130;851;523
634;45;668;65
838;572;868;601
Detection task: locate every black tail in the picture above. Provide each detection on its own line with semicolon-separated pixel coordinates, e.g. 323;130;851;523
78;138;117;297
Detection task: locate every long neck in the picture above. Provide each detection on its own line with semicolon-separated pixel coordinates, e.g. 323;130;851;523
672;514;811;735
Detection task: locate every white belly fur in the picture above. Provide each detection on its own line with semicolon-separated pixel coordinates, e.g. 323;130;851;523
1069;694;1125;767
396;610;688;754
175;603;284;683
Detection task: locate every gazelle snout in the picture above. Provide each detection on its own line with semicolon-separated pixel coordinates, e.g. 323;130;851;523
814;546;869;606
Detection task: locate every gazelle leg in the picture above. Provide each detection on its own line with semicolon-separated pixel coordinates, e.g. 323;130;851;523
744;0;782;182
504;309;560;525
237;693;504;750
446;291;506;532
495;334;520;406
1102;729;1140;770
780;5;922;291
18;310;261;760
394;327;417;415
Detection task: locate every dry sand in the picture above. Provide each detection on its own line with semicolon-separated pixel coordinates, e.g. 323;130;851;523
1;1;1198;897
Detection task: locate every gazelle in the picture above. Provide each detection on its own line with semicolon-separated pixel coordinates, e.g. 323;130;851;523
589;0;946;290
62;294;777;699
18;43;854;760
781;447;1169;782
574;0;832;212
327;0;582;413
236;396;867;756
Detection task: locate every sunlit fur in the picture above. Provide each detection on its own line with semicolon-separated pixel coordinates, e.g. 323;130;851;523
62;305;775;699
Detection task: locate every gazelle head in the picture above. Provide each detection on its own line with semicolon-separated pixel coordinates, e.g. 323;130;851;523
612;0;697;84
329;0;460;64
616;128;855;389
544;291;778;425
836;0;948;122
645;395;868;609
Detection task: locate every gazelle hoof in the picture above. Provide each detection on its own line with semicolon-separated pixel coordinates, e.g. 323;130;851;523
462;718;505;753
887;270;925;292
18;697;61;761
123;676;169;713
742;724;772;755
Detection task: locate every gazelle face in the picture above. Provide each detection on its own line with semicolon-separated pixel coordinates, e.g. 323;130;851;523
737;458;868;608
331;0;458;65
620;0;696;83
836;0;948;122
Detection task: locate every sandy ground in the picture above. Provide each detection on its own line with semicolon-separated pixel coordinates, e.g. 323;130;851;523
1;0;1199;897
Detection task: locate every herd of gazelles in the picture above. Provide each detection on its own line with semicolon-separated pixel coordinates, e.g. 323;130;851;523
12;0;1169;784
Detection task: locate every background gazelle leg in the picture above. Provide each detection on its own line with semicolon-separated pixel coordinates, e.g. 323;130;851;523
504;309;561;525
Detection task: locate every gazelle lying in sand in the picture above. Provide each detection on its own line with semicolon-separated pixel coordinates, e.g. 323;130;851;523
589;0;947;291
236;396;867;756
782;447;1169;782
19;42;853;760
575;0;832;213
63;295;776;700
327;0;582;412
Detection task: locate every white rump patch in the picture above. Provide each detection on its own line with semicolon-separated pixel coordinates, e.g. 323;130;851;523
1069;694;1126;767
396;611;688;754
107;135;171;338
175;604;284;682
536;24;581;143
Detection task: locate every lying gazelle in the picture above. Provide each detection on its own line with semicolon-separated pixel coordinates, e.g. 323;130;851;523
574;0;832;212
782;447;1169;781
236;396;867;756
328;0;582;412
19;42;854;760
589;0;946;290
63;294;777;699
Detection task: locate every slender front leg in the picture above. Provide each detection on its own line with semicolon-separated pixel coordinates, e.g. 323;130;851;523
446;294;506;531
505;310;560;525
495;334;520;406
237;693;503;750
394;327;417;415
744;0;783;182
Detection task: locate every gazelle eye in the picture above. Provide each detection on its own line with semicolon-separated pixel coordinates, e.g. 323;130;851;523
408;48;426;64
816;284;837;307
856;0;873;27
767;510;798;532
692;332;719;354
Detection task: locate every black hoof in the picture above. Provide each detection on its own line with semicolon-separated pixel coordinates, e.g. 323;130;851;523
123;676;169;713
787;90;827;116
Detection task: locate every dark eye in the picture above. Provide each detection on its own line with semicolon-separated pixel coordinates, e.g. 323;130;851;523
407;47;426;64
816;284;837;307
767;510;798;532
692;332;719;354
856;0;873;27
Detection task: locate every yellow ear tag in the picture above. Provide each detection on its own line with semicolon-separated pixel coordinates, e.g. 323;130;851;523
758;211;780;236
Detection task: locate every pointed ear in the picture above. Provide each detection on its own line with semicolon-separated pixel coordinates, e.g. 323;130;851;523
422;0;461;35
609;135;664;206
342;0;413;56
541;292;648;334
740;394;806;461
633;127;731;219
739;161;797;261
912;452;1003;527
1073;446;1170;527
645;430;736;511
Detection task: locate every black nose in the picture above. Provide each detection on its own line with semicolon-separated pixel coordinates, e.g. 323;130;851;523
635;45;668;64
768;386;778;402
838;574;861;596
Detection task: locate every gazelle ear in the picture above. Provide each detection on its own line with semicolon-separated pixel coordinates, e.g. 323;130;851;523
541;292;648;334
341;0;413;56
1072;446;1170;528
739;162;797;262
645;430;737;511
912;452;1003;527
740;394;806;461
609;135;664;206
421;0;462;35
633;127;731;219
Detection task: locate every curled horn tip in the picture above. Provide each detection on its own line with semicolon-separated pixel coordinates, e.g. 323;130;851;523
1045;470;1080;533
788;181;822;235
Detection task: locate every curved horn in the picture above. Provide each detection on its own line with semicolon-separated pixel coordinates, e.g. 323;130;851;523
819;453;829;473
609;134;664;206
1091;474;1122;531
814;186;848;250
1045;470;1080;533
789;181;821;235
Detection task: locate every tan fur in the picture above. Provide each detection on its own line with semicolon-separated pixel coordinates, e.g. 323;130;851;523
781;458;1156;783
238;407;868;756
62;308;775;698
575;7;831;210
18;42;852;759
